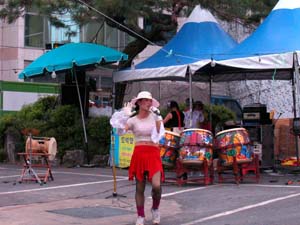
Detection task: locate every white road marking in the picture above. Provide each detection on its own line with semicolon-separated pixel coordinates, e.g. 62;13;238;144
0;167;128;179
146;186;210;199
0;175;20;179
52;171;128;178
242;183;300;188
0;178;128;195
147;183;300;199
181;192;300;225
160;186;210;198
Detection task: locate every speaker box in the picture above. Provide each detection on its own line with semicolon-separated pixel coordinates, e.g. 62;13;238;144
61;84;89;118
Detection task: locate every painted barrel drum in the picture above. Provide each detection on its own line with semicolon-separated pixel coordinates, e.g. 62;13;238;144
215;128;252;165
159;131;181;148
179;129;213;165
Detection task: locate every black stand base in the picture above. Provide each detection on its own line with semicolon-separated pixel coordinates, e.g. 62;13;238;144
106;192;131;207
106;192;127;199
81;164;96;168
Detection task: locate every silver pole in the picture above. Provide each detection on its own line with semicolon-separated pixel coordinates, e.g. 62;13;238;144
189;68;192;128
73;68;89;164
292;53;299;166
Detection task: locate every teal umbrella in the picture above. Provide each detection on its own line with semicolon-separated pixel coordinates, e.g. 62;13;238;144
18;42;128;165
18;42;128;79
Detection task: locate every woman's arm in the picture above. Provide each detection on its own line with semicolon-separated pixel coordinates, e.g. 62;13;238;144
163;112;173;124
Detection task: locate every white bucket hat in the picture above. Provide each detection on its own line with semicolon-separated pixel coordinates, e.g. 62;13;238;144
130;91;160;107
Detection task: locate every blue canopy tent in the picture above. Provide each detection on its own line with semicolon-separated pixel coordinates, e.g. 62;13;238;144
19;42;128;164
114;5;237;83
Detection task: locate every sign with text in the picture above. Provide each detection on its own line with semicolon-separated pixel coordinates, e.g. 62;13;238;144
110;129;135;168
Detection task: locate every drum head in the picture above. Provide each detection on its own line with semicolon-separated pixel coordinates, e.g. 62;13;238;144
216;127;246;136
164;130;181;137
48;137;57;161
182;128;212;135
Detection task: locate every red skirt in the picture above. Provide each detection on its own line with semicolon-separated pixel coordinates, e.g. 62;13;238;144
129;145;164;182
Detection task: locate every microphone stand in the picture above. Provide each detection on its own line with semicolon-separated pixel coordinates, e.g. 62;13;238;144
105;129;127;205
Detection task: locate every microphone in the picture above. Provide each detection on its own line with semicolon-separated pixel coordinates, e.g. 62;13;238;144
150;106;161;115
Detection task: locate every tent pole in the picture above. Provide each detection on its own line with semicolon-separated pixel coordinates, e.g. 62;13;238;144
293;53;299;167
73;68;90;165
209;74;212;132
188;67;193;128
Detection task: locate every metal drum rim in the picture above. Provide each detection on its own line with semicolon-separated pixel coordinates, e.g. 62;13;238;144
181;128;213;135
216;127;247;136
164;130;181;137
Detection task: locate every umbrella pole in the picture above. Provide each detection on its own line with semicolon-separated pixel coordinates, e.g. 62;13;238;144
72;68;90;165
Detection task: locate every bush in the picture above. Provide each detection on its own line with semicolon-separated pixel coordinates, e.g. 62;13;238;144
87;116;111;155
0;96;113;163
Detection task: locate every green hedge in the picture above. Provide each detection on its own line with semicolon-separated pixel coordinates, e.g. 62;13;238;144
0;96;111;163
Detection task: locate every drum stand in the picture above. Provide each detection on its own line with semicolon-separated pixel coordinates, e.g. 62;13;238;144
18;132;43;185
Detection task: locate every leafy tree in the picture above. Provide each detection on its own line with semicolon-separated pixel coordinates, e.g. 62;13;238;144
0;0;277;107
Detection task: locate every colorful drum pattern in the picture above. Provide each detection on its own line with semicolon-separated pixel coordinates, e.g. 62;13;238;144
159;131;181;167
159;131;181;148
215;128;252;165
180;129;213;147
179;146;213;164
160;146;178;167
179;129;213;164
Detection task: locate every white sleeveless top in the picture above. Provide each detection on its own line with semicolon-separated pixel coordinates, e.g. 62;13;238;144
127;113;156;142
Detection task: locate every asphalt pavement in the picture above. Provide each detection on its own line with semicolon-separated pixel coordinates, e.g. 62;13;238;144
1;163;300;225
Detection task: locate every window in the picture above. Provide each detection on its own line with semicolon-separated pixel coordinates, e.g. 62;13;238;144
50;14;80;44
25;13;49;48
25;9;79;48
82;21;133;51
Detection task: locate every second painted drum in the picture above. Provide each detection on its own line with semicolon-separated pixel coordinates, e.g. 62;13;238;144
179;129;213;165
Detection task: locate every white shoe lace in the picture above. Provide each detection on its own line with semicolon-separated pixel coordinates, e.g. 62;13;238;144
136;216;145;225
151;209;160;224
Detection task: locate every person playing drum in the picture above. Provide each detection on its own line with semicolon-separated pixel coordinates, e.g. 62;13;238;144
124;91;165;225
163;100;185;134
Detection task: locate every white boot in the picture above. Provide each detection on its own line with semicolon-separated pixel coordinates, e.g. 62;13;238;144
151;208;160;224
135;216;145;225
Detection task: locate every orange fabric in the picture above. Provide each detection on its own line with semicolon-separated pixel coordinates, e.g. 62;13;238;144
129;145;165;182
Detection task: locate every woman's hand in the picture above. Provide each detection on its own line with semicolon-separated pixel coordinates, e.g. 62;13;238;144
122;102;134;116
